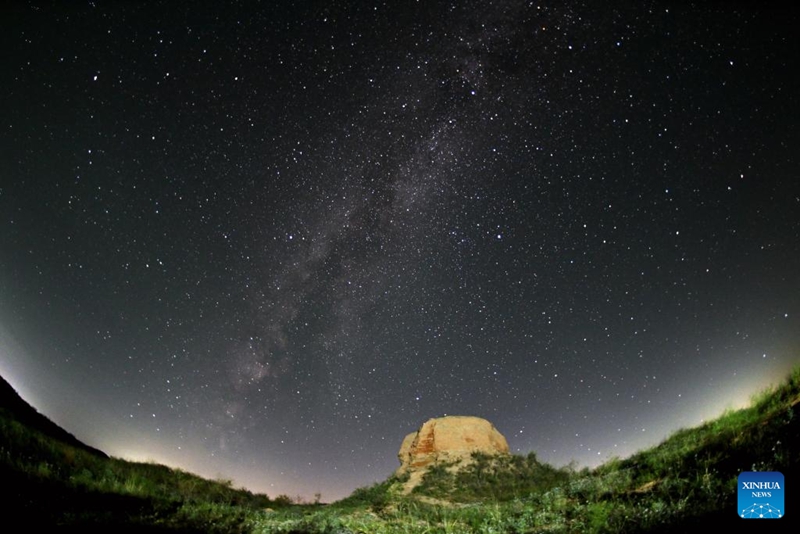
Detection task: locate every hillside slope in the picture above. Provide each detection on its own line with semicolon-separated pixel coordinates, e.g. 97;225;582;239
0;375;106;458
1;367;798;532
297;366;800;532
0;375;274;531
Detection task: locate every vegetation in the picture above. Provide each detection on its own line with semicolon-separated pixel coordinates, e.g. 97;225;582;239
2;366;798;532
411;451;571;502
0;412;276;531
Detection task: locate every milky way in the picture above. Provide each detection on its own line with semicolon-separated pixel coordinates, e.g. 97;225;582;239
1;1;799;500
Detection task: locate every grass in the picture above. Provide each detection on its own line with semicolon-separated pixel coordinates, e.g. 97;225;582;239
0;412;275;531
2;365;798;532
410;451;571;503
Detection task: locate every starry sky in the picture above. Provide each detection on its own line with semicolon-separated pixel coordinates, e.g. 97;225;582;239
1;1;799;501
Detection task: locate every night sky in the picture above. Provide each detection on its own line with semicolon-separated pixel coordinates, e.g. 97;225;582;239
1;1;799;501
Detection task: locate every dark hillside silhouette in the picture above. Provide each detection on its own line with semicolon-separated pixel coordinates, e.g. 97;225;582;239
0;374;107;458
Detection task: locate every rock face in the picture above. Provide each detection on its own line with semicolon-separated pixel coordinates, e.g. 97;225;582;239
396;416;509;475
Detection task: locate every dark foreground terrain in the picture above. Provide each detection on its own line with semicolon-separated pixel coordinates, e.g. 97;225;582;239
2;368;798;532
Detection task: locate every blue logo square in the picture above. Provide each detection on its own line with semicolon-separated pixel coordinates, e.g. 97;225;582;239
738;471;784;519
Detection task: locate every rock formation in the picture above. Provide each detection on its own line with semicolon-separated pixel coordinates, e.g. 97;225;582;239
396;415;509;476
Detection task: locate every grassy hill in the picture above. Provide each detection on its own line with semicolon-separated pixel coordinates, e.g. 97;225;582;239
2;367;798;532
0;375;275;532
0;374;107;458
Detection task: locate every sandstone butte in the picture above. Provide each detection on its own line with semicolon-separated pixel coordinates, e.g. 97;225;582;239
395;415;510;492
